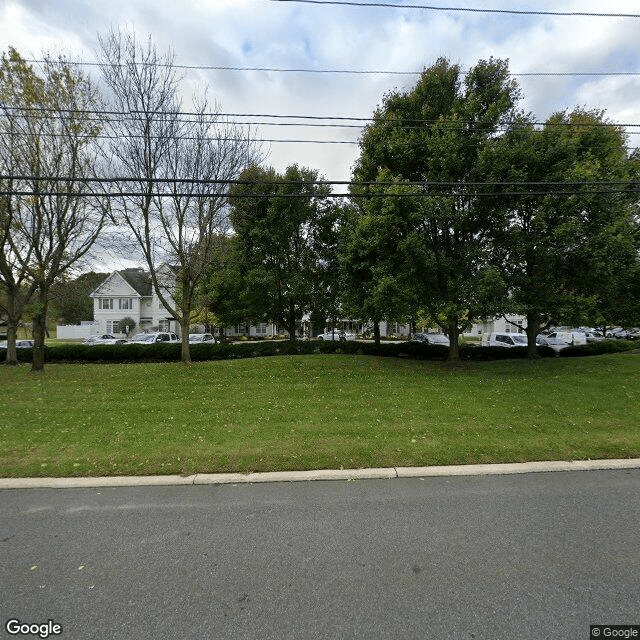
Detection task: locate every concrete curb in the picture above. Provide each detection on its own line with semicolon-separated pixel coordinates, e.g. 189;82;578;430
1;459;639;490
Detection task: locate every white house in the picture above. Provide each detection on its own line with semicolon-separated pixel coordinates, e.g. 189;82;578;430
468;315;527;343
89;267;179;337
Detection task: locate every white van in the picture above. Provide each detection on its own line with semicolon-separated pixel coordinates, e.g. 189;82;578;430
487;333;528;348
546;331;587;346
128;332;179;344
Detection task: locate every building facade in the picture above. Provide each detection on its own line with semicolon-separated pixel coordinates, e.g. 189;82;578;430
89;267;179;337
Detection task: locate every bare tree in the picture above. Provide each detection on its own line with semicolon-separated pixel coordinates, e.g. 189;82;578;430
0;48;106;370
98;29;263;362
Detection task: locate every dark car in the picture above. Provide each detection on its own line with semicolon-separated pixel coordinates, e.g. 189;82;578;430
412;333;450;346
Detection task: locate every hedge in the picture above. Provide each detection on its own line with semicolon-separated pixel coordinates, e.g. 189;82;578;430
558;339;639;357
7;339;615;365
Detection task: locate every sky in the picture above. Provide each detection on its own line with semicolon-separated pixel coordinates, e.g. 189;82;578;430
2;0;640;268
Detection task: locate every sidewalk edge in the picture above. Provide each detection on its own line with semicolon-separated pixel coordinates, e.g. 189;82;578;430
1;459;639;489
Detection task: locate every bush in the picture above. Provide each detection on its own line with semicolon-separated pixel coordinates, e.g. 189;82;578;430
559;339;639;358
17;337;636;366
120;317;137;336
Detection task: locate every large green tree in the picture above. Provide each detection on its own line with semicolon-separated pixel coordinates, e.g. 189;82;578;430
351;57;520;359
50;271;109;325
479;109;639;354
226;164;333;340
340;172;419;345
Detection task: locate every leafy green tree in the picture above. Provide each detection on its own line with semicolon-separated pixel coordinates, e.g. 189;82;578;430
340;173;419;345
351;57;520;359
204;234;259;332
50;271;109;325
479;109;639;354
226;164;333;340
306;199;350;337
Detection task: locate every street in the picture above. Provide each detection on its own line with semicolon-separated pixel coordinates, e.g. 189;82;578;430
1;470;639;639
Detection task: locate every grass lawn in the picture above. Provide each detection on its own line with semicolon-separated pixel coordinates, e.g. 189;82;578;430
1;353;639;478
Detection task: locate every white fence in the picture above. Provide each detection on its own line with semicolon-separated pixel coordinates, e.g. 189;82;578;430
56;322;97;340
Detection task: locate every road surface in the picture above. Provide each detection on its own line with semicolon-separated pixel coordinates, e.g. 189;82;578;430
1;470;639;639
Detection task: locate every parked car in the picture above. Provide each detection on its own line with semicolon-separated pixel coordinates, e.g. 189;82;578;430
412;332;450;346
544;337;572;353
317;330;356;341
128;332;179;344
188;333;216;344
546;330;587;346
83;334;127;345
0;339;34;349
487;332;529;347
606;328;640;340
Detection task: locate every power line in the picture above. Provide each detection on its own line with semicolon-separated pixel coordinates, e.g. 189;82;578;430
24;58;640;77
0;175;640;199
3;105;640;129
3;174;638;186
265;0;640;19
2;188;638;198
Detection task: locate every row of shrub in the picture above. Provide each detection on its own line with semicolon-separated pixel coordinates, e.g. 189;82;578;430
9;338;638;365
559;339;640;357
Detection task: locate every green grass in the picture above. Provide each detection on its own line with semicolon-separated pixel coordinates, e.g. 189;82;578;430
1;353;639;477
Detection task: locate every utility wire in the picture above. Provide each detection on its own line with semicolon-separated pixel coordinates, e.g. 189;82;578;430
265;1;640;18
2;175;637;187
2;189;638;198
24;58;640;77
3;105;640;129
2;175;639;200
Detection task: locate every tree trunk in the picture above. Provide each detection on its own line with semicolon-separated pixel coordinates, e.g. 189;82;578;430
31;290;48;372
288;301;297;342
4;322;18;366
180;317;191;364
526;311;541;359
373;319;381;347
447;323;460;362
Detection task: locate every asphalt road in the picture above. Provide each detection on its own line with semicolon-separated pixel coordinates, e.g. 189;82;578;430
1;470;639;640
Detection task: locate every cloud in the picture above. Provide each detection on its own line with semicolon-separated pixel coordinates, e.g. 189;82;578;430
2;0;640;184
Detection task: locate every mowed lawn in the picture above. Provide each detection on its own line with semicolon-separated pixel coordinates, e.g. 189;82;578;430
1;353;639;478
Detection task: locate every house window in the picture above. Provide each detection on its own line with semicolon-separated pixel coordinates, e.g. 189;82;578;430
158;319;170;331
106;320;119;334
119;298;133;310
99;298;114;310
256;322;267;335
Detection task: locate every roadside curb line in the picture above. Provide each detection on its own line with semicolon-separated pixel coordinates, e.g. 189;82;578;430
1;459;639;489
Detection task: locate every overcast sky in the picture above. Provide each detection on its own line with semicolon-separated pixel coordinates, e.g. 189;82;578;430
2;0;640;268
2;0;640;181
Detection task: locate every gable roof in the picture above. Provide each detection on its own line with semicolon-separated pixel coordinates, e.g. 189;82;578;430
90;268;153;298
119;268;153;297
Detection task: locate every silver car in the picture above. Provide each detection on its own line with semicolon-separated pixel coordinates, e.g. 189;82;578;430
188;333;216;344
0;339;34;349
129;332;179;344
83;334;126;345
317;330;356;341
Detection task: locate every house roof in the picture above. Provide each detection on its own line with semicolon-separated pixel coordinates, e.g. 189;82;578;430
119;268;153;297
90;268;153;298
